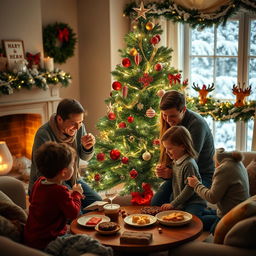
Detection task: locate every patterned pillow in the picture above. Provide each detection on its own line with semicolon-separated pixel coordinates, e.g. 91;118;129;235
246;160;256;196
214;195;256;244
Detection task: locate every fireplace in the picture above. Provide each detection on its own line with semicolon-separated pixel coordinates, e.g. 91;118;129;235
0;86;61;161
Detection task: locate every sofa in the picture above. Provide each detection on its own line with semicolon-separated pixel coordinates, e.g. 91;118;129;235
0;151;256;256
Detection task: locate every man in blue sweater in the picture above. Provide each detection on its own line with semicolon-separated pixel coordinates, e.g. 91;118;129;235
151;90;215;206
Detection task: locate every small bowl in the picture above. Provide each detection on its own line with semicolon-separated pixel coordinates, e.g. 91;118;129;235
95;222;120;235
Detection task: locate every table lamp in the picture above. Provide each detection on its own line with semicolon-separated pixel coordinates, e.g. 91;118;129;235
0;141;13;175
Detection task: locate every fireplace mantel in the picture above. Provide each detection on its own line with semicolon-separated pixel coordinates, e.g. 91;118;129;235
0;86;61;123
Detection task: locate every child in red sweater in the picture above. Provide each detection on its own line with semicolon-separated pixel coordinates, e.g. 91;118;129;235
24;141;84;250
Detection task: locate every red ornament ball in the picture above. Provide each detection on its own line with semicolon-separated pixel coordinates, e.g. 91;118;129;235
153;138;160;145
94;173;101;182
121;156;129;164
129;169;138;179
96;152;105;161
118;122;127;128
108;112;116;120
150;36;159;45
155;34;161;42
122;58;131;68
154;63;162;71
110;149;121;160
112;81;122;91
127;116;134;123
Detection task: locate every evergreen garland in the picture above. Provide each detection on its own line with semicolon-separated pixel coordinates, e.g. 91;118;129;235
124;0;256;29
43;22;77;64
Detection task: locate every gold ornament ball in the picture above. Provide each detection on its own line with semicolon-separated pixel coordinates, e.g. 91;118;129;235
146;21;154;31
142;151;151;161
130;48;138;56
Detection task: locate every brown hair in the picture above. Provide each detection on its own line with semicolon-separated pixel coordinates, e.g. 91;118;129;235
56;98;85;120
161;126;198;164
159;91;186;165
35;141;76;178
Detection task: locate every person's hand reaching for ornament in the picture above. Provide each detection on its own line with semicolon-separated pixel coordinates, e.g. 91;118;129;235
81;133;95;150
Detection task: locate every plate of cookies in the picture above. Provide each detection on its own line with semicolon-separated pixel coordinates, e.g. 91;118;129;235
156;210;192;226
95;221;120;235
124;214;157;227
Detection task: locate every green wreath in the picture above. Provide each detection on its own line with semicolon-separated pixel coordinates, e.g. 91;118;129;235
43;22;77;64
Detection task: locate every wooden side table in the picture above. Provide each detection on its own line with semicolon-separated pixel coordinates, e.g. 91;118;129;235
70;206;203;254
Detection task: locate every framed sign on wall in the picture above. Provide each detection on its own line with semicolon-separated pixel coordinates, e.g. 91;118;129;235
2;40;25;70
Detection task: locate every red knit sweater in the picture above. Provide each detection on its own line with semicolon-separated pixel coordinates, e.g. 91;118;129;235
24;177;82;249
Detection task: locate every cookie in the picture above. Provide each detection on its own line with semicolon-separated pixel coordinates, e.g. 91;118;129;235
98;221;118;231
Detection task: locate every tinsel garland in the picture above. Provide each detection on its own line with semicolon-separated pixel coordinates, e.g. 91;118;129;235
187;97;256;122
0;68;71;95
124;0;256;29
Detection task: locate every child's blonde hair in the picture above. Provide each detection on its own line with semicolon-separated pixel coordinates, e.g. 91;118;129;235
161;126;198;159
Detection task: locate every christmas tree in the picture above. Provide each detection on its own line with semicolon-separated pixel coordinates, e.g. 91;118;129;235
84;2;188;204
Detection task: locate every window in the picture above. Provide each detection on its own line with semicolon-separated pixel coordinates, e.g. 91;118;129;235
183;11;256;151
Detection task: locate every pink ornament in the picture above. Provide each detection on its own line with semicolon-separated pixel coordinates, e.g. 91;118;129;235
157;89;165;97
122;85;128;98
134;53;142;65
146;107;156;118
122;58;131;68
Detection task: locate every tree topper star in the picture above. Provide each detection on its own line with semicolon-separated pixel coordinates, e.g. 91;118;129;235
133;2;150;20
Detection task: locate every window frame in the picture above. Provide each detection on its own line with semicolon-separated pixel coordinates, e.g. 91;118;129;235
182;11;256;151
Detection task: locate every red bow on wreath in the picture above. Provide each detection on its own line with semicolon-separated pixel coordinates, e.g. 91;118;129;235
58;28;69;42
168;73;181;86
131;183;153;206
26;52;41;67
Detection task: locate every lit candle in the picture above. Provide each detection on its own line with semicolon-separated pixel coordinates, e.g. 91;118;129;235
44;57;54;72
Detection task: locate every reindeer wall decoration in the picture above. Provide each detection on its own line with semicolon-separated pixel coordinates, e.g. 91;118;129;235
192;83;215;105
232;83;251;107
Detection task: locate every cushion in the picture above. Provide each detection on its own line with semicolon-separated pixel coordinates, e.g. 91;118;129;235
224;216;256;249
0;191;27;242
214;195;256;244
246;160;256;196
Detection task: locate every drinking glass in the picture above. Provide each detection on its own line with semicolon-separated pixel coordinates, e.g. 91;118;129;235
105;189;118;208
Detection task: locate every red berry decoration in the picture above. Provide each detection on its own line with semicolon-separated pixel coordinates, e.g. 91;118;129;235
96;152;105;161
127;116;134;123
121;156;129;164
129;169;138;179
110;149;121;160
154;63;162;71
118;122;126;128
108;112;116;120
112;81;122;90
94;173;101;182
122;58;131;68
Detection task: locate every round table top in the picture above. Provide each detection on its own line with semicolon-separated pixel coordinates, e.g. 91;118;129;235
70;205;203;253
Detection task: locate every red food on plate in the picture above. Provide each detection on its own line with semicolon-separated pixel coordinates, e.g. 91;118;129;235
86;217;102;225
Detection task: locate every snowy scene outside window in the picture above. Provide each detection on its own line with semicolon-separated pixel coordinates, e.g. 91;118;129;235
187;13;256;151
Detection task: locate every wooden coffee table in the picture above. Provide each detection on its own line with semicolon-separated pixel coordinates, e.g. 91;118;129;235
70;206;203;254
